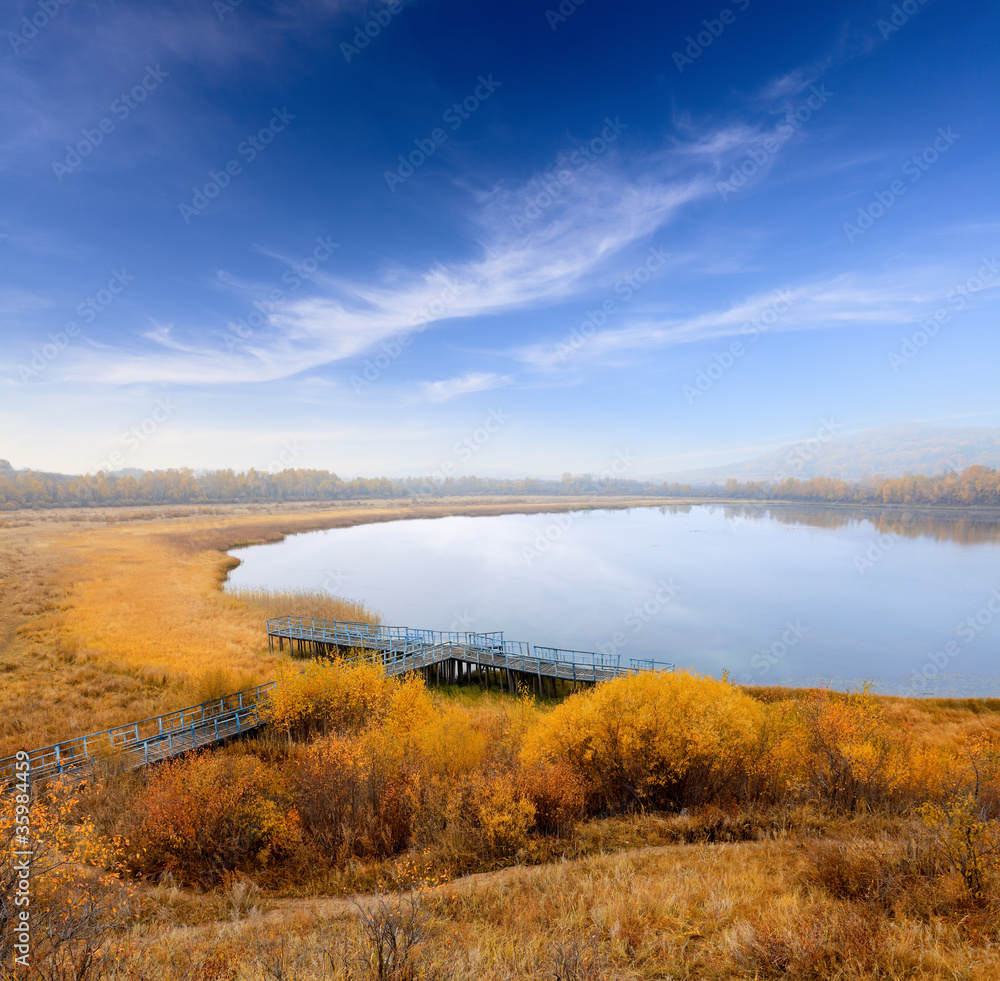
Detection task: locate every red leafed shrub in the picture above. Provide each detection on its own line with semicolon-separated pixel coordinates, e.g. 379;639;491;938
127;752;298;886
520;760;589;835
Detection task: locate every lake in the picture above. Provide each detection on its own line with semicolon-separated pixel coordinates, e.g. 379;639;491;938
225;504;1000;697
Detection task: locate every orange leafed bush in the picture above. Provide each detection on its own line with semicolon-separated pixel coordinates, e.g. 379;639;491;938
522;671;767;812
520;759;589;835
772;686;916;811
128;752;298;886
295;729;410;860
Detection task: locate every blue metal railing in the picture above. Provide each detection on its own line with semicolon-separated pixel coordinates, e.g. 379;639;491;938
267;617;675;681
5;620;675;788
1;682;275;788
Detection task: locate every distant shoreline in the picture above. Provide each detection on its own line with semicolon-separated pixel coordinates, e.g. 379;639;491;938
7;493;1000;520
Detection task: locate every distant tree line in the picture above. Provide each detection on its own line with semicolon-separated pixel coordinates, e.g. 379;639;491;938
0;461;998;509
720;466;1000;506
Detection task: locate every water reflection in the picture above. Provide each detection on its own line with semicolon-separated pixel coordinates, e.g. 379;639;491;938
662;502;1000;545
226;504;1000;698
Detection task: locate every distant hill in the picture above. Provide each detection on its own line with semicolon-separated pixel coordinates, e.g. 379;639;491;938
656;422;1000;484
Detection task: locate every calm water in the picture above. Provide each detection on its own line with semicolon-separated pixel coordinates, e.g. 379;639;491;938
226;505;1000;697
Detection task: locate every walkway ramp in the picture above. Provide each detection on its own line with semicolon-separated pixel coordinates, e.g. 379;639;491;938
1;683;274;788
266;616;674;687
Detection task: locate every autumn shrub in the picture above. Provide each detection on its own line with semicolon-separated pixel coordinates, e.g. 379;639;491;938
295;729;410;862
474;770;536;858
522;671;767;813
918;794;1000;901
776;687;916;812
801;838;948;917
128;752;298;886
520;759;589;835
406;769;535;865
1;777;135;978
265;658;395;739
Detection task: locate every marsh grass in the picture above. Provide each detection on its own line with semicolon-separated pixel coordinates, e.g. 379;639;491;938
230;586;379;626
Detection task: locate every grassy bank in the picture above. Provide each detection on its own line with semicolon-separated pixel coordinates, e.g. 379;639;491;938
6;659;1000;980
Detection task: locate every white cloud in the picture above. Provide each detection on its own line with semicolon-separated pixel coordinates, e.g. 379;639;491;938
52;95;846;388
509;264;1000;370
419;372;511;402
63;144;731;385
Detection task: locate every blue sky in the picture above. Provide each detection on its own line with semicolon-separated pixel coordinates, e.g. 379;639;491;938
1;0;998;478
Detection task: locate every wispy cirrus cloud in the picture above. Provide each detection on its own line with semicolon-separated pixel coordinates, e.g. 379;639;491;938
52;72;843;388
418;371;511;402
509;263;1000;371
61;139;736;385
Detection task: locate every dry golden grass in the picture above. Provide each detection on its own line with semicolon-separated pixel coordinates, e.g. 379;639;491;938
74;832;1000;979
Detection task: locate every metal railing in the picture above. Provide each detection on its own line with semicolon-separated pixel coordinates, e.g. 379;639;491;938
1;682;275;787
267;617;675;682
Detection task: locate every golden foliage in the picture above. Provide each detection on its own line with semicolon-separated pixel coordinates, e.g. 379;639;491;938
522;670;767;811
264;657;396;739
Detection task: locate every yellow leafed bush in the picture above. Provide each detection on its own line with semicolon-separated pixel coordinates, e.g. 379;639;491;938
296;728;410;860
264;657;394;739
774;686;916;811
522;670;767;812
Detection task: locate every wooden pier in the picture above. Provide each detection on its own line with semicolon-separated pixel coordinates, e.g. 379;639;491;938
4;618;673;787
266;616;674;696
1;683;274;789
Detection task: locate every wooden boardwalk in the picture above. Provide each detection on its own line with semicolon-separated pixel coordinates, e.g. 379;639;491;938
4;617;673;787
1;683;274;788
267;616;674;695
